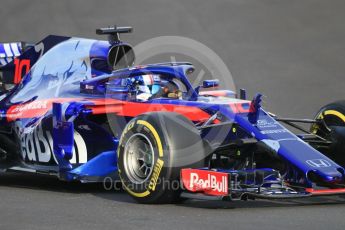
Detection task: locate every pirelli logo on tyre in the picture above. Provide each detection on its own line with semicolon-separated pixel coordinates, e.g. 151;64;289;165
148;159;164;191
121;120;135;138
136;120;165;192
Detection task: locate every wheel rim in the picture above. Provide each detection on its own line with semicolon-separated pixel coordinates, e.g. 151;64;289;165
312;110;345;135
123;133;155;184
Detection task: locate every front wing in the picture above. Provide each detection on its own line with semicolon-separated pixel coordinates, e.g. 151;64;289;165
180;168;345;201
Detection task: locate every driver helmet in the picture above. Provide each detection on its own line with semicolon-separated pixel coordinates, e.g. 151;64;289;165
136;74;161;95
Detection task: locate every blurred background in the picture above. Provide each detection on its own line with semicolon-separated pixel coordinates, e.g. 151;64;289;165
1;1;345;229
1;0;345;118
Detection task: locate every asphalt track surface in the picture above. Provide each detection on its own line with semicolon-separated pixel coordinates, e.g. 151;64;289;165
1;0;345;229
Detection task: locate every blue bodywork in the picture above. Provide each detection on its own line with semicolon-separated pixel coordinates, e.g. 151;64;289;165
0;33;343;194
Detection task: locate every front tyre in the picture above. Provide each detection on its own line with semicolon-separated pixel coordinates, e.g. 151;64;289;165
117;112;207;204
311;101;345;165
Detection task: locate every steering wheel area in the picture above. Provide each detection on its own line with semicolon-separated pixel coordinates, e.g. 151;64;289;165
147;80;182;100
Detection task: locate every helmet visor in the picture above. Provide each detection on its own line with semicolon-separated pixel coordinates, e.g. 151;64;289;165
151;84;161;95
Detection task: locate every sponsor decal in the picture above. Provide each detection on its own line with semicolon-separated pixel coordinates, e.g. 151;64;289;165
257;119;289;135
11;100;48;113
6;98;78;121
181;169;228;196
257;119;279;128
20;123;87;164
306;159;331;168
260;129;288;134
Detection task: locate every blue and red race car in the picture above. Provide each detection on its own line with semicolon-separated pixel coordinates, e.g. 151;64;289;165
0;26;345;203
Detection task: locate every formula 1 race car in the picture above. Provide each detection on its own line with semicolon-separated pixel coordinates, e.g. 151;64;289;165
0;26;345;204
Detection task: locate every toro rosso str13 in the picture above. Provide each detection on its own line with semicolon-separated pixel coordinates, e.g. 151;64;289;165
0;26;345;203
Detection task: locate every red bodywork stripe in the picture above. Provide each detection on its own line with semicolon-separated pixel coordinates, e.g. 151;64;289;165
6;98;212;122
305;188;345;195
6;97;252;122
86;98;211;122
229;102;252;114
199;90;227;97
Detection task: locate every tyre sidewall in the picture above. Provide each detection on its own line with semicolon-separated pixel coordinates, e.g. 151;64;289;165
117;112;207;203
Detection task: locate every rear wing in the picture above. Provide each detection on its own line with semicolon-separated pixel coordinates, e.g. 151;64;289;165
0;42;25;91
0;42;23;67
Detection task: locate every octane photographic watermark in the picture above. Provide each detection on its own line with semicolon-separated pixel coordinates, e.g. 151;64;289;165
106;36;237;167
102;173;266;192
134;36;235;91
103;176;183;192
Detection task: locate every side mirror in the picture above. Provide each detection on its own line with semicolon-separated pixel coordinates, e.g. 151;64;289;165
202;79;219;88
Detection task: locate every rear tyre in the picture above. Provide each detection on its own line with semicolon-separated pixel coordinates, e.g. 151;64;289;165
311;101;345;165
117;112;207;204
